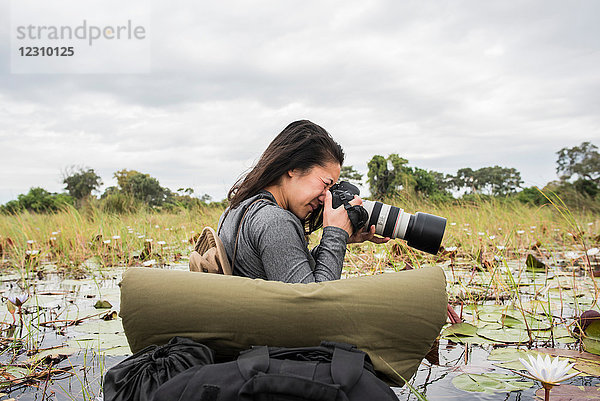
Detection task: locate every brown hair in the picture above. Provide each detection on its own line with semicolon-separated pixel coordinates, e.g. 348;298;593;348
228;120;345;234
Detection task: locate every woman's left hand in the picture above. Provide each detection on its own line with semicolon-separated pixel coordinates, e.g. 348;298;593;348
347;224;390;244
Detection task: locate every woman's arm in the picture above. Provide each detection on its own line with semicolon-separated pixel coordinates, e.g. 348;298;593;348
248;205;348;283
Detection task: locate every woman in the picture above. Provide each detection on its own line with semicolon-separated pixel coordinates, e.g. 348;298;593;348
218;120;388;283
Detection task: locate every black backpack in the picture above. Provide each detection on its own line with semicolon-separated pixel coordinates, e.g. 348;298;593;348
152;341;398;401
103;337;214;401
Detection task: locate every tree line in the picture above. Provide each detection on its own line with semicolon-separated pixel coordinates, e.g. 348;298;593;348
343;141;599;206
0;168;222;214
1;141;598;214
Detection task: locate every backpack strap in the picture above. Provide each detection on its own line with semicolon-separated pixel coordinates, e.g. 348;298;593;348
330;345;365;393
237;346;271;380
221;196;276;273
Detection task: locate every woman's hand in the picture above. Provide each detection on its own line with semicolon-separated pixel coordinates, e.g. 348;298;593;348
347;224;390;244
323;191;390;244
323;191;355;236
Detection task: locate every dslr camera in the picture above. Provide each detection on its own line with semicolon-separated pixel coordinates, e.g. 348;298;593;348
329;181;446;255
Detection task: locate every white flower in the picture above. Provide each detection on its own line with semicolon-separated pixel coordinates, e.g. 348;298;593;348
450;222;456;226
530;225;536;229
445;246;457;252
154;225;160;228
25;249;39;255
478;232;485;236
50;237;57;241
565;251;578;259
142;259;156;267
489;235;496;240
103;240;111;244
156;241;166;245
137;234;145;239
7;293;30;307
51;231;59;235
517;355;579;387
112;235;121;240
27;240;35;244
145;238;153;242
516;230;525;234
587;248;599;256
496;245;505;250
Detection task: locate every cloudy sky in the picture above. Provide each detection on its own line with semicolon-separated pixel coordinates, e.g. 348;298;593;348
1;0;599;203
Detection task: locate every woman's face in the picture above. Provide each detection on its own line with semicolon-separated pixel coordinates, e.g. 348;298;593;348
284;162;341;220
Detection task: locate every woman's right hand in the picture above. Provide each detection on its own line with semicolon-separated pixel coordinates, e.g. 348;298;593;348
322;191;361;237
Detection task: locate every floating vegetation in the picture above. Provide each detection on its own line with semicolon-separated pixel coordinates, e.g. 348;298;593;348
0;201;599;399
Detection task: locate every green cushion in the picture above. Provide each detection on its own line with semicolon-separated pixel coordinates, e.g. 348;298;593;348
119;267;447;385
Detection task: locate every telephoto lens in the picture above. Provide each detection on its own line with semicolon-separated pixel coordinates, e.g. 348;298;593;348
362;200;446;255
329;181;447;255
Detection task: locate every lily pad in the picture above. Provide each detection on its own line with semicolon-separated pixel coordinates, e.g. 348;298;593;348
526;253;546;272
499;314;523;328
477;327;530;344
583;337;600;356
0;366;30;388
27;346;79;363
583;321;600;355
478;312;503;323
442;322;478;337
94;300;113;309
535;385;600;400
488;348;537;362
452;373;533;394
73;319;123;334
67;333;129;351
100;346;132;356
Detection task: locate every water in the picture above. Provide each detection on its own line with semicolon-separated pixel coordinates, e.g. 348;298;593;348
1;263;599;400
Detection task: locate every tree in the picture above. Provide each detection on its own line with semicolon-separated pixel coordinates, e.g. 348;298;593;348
449;166;522;196
367;154;451;199
367;154;416;197
556;142;599;185
113;169;166;206
10;187;73;213
339;165;363;185
63;166;103;201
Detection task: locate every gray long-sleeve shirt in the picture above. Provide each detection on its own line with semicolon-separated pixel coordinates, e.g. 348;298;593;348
217;191;349;283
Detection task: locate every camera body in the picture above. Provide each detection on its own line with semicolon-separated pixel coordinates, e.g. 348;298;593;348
329;181;446;255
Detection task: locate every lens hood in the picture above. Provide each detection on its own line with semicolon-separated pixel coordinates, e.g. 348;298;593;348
406;212;447;254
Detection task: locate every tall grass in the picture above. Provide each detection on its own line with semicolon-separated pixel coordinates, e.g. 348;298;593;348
0;203;222;275
1;193;598;277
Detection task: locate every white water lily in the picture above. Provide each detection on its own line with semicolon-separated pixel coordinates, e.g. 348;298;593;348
517;354;579;387
7;293;30;307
